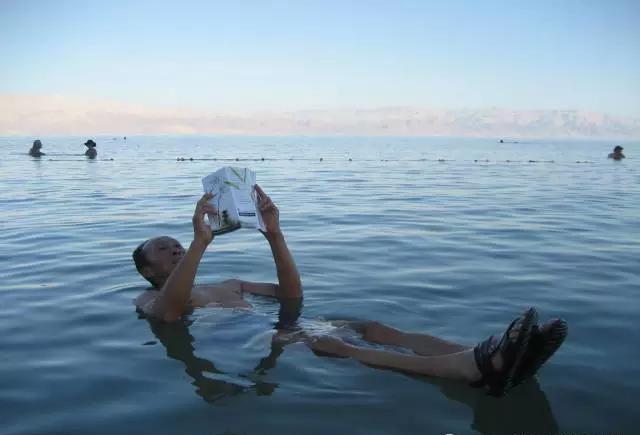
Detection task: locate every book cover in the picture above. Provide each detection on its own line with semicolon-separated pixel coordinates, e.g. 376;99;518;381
201;167;265;235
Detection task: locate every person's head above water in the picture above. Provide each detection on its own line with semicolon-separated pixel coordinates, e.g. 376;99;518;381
133;236;186;289
608;145;625;160
84;139;97;148
29;139;45;156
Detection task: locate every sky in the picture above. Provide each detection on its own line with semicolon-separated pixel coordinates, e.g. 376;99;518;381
0;0;639;134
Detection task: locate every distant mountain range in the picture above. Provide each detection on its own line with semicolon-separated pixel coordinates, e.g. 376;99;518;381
1;95;639;138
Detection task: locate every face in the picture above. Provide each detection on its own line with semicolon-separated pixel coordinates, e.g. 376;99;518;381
141;236;185;284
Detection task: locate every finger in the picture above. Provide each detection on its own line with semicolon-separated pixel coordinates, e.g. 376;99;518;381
254;184;265;196
254;185;268;202
199;192;215;204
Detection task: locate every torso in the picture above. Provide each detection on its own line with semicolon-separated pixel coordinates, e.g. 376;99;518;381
134;279;252;316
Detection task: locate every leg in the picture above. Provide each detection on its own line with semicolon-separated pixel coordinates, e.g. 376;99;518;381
313;309;534;395
311;335;479;382
333;320;469;356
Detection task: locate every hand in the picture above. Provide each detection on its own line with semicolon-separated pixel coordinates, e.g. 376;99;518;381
254;184;281;236
308;336;353;358
193;193;217;246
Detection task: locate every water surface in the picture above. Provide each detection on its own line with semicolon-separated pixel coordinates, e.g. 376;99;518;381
1;136;638;434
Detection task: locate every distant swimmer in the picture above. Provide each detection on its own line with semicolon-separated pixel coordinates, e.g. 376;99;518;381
28;139;45;157
84;139;97;159
608;145;625;160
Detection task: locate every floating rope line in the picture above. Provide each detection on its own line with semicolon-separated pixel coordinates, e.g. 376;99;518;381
38;157;599;164
174;157;595;164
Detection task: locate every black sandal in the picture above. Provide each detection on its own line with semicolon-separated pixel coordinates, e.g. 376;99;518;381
512;318;568;386
471;307;538;396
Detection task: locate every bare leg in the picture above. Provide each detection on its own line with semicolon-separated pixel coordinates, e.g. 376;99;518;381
311;335;481;382
333;320;470;356
312;317;526;383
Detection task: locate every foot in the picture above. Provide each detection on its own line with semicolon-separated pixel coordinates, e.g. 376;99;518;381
488;317;526;373
308;335;354;358
512;318;568;385
272;329;309;346
471;307;537;396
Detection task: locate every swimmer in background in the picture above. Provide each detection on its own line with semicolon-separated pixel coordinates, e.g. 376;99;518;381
132;186;566;397
608;145;625;160
28;139;45;157
84;139;97;158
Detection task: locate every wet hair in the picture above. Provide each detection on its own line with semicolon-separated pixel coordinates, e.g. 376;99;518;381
132;240;159;289
614;145;623;152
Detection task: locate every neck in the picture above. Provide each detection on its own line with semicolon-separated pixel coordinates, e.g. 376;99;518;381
153;276;168;289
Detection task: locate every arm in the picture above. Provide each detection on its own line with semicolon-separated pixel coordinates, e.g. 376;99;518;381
148;193;216;322
254;185;302;299
264;231;302;298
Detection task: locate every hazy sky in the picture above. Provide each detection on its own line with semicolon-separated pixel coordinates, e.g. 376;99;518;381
1;0;639;117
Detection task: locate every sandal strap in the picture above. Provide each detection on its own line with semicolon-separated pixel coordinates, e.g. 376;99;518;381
473;318;517;380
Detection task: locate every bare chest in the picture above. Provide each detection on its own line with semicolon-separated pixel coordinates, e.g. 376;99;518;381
189;283;251;308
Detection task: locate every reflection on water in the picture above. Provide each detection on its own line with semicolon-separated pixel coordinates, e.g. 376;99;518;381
439;379;558;435
150;300;559;435
148;319;277;401
145;298;304;402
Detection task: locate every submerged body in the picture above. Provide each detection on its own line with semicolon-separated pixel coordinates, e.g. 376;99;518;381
136;279;257;312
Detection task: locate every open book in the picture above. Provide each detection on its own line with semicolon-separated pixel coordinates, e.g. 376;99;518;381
202;167;265;235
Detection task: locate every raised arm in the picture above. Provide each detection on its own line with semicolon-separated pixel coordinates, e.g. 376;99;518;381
148;193;216;322
251;185;302;299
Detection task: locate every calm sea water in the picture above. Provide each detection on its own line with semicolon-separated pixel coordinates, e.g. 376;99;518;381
1;136;638;435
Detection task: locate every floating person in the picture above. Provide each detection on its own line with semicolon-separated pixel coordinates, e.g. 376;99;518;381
608;145;625;160
84;139;97;159
28;139;45;157
132;186;567;397
133;186;301;320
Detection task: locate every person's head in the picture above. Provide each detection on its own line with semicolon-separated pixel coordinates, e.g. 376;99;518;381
132;236;185;289
84;139;97;148
614;145;624;153
32;139;42;149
